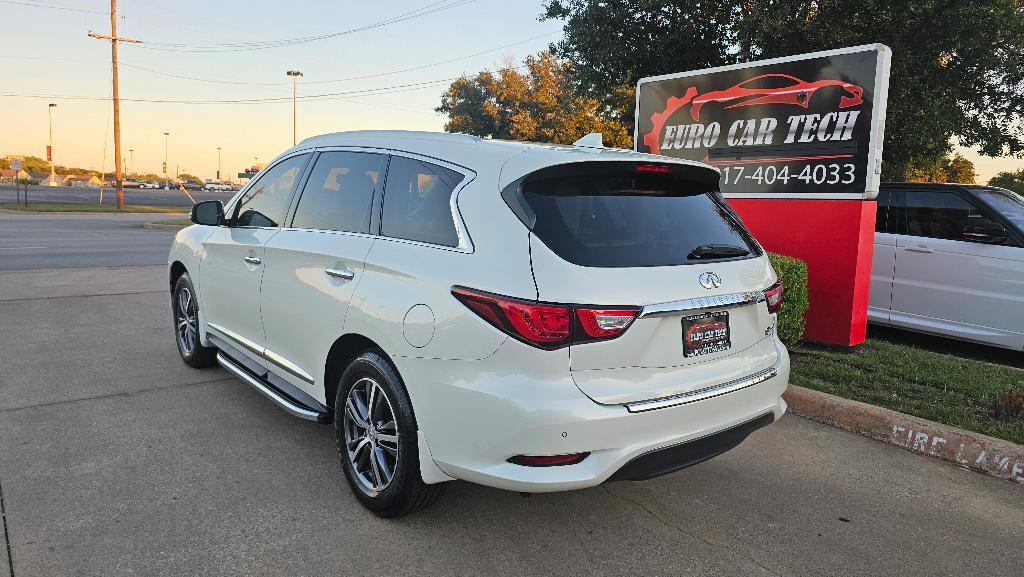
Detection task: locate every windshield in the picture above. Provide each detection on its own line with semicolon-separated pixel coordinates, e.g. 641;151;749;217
519;165;759;267
971;187;1024;230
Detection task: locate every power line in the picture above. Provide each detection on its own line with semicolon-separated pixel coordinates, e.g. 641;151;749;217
0;67;521;105
0;0;106;14
114;31;557;87
130;0;480;53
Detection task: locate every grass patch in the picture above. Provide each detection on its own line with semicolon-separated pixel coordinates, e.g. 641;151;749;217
0;203;185;214
149;218;192;228
791;338;1024;444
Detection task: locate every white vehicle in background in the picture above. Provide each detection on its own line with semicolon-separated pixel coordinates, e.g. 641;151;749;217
203;180;232;191
167;131;790;517
870;183;1024;350
139;181;162;189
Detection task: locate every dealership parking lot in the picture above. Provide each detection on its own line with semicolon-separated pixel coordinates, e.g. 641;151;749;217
0;213;1021;577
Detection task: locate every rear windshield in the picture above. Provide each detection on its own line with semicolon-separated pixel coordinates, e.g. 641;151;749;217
517;165;759;267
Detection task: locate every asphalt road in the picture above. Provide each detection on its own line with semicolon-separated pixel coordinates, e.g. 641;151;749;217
0;212;177;270
0;183;233;208
0;212;1020;577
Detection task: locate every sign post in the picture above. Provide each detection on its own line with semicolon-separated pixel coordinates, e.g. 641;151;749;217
636;44;891;345
10;156;23;207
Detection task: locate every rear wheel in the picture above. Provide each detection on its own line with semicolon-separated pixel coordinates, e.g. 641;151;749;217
172;273;218;368
335;350;442;517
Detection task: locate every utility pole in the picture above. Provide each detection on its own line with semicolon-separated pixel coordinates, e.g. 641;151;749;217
128;149;133;175
286;70;302;146
47;103;57;186
163;132;170;189
88;0;141;210
217;147;222;181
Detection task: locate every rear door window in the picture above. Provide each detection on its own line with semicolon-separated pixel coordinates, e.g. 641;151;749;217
518;164;758;267
381;156;464;247
291;151;385;233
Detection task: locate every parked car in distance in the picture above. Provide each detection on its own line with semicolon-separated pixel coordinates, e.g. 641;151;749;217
167;131;790;517
203;180;232;191
139;181;162;189
122;178;141;188
870;182;1024;350
181;179;204;191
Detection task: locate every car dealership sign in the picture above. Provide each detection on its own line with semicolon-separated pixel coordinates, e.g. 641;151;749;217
635;44;891;199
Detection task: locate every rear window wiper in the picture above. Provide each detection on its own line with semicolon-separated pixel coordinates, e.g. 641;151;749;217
687;244;750;260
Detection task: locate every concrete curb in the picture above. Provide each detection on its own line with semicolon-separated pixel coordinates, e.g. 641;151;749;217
783;385;1024;484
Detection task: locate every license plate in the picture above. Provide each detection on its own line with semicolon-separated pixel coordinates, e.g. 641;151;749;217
682;311;731;357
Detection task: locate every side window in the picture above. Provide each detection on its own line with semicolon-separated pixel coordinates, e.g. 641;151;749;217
291;151;385;233
903;190;986;241
875;188;893;233
234;154;309;227
381;156;464;247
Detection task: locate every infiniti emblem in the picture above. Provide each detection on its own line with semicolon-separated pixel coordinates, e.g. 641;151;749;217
698;271;723;290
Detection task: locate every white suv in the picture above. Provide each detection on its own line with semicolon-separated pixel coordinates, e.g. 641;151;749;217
168;131;790;517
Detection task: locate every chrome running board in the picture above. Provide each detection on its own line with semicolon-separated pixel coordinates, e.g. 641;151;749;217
624;363;780;413
217;352;327;422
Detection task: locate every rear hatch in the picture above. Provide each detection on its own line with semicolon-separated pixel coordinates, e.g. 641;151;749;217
507;160;780;405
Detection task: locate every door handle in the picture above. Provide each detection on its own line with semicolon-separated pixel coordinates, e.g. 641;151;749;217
904;245;933;254
244;255;262;266
325;267;355;280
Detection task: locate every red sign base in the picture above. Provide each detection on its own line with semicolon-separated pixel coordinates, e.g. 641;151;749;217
727;199;876;346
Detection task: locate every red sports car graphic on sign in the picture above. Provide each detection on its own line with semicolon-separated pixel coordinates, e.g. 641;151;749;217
688;73;864;121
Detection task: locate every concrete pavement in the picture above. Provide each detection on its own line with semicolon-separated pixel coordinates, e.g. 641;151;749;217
0;213;1020;576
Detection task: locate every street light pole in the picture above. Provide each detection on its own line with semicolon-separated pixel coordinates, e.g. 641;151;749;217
128;149;133;175
163;132;170;190
286;70;302;146
47;103;57;186
217;147;222;181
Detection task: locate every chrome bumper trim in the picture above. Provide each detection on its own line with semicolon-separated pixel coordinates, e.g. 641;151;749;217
217;352;322;421
639;291;765;319
624;362;780;413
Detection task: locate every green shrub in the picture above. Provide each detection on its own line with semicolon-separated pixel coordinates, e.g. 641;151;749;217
767;252;809;346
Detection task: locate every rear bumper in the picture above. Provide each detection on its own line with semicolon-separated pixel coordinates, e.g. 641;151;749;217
396;339;790;493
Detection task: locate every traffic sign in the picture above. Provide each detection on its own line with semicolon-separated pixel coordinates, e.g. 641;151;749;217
10;156;22;171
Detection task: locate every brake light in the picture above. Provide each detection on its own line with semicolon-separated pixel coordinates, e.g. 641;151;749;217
764;280;784;314
452;287;638;349
635;164;672;173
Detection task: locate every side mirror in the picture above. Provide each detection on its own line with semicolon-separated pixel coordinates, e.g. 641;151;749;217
962;220;1008;245
191;200;225;226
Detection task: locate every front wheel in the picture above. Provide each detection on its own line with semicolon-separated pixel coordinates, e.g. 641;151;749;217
335;350;442;517
172;272;218;368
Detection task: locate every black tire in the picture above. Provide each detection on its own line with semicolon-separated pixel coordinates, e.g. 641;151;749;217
334;350;443;517
172;272;218;368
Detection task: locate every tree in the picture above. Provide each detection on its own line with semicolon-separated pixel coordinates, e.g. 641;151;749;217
542;0;1024;180
906;153;977;183
178;173;201;182
437;52;632;148
542;1;743;133
989;169;1024;194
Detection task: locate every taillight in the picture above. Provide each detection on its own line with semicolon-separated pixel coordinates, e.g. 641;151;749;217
764;280;784;314
635;163;672;174
452;287;638;349
574;308;639;341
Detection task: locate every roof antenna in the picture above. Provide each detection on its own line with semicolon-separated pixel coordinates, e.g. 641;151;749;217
572;133;604;149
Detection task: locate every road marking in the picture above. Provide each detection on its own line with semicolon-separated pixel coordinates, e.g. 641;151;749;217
0;246;48;250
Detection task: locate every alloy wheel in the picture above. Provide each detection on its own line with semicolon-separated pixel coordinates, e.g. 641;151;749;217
343;377;400;496
175;286;198;356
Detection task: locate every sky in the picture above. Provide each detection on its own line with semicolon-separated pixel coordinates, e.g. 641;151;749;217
0;0;558;180
0;0;1020;183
